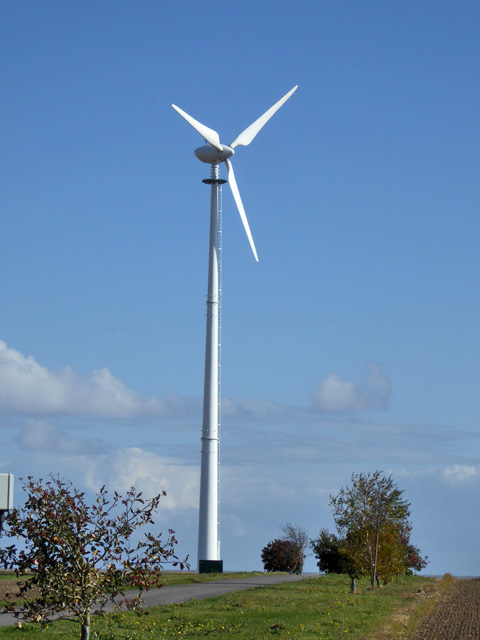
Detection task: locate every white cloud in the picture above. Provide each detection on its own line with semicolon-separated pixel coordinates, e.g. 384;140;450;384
81;447;199;511
0;341;395;423
442;464;478;484
0;341;169;417
312;362;392;413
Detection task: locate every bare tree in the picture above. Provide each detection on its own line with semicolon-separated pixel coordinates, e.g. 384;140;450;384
279;523;308;573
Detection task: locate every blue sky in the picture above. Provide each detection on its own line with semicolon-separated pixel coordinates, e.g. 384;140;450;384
1;0;480;575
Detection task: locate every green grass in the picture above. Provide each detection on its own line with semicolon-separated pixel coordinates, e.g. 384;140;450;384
0;574;22;581
0;574;435;640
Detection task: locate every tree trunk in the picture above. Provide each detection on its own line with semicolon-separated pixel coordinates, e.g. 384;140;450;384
372;531;379;587
350;577;356;593
81;611;91;640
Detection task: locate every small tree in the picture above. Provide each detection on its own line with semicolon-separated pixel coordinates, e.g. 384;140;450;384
310;528;344;574
280;523;308;573
310;529;361;591
0;475;188;640
338;532;365;592
330;471;412;588
261;539;303;574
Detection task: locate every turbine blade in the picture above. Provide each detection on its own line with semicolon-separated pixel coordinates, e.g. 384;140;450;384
229;85;298;149
226;160;259;262
172;104;223;151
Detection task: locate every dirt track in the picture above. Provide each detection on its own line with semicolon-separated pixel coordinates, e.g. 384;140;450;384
407;578;480;640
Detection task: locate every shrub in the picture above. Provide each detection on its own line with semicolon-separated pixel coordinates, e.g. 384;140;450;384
261;539;303;574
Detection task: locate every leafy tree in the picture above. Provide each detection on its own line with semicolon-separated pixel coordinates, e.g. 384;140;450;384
310;528;374;592
339;533;366;592
372;528;429;583
261;539;303;574
330;471;412;588
0;475;188;640
373;520;411;583
279;523;308;573
310;528;344;574
403;537;429;574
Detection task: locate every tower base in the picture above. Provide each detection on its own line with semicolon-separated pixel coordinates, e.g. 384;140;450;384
198;560;223;574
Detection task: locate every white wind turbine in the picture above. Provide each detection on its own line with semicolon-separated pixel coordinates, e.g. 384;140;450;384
172;85;297;573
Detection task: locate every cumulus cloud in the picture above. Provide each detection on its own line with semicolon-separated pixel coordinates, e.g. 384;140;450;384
312;362;392;413
0;341;170;417
81;447;199;511
0;341;396;424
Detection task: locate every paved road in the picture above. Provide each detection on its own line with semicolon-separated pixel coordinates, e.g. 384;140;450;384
0;573;317;628
134;573;315;607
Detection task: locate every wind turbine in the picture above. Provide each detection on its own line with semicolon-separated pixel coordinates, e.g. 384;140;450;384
172;85;297;573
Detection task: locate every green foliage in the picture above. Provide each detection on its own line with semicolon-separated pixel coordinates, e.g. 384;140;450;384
0;475;188;638
329;470;427;586
310;528;345;574
260;539;303;574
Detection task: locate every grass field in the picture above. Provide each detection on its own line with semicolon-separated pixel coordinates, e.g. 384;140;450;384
0;573;437;639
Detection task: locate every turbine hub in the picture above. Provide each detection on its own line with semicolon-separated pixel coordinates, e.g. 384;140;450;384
195;145;234;165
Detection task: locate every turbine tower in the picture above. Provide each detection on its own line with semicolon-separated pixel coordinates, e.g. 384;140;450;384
172;86;297;573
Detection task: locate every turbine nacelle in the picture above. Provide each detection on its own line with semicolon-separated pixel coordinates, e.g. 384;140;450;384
195;144;234;165
173;85;297;262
